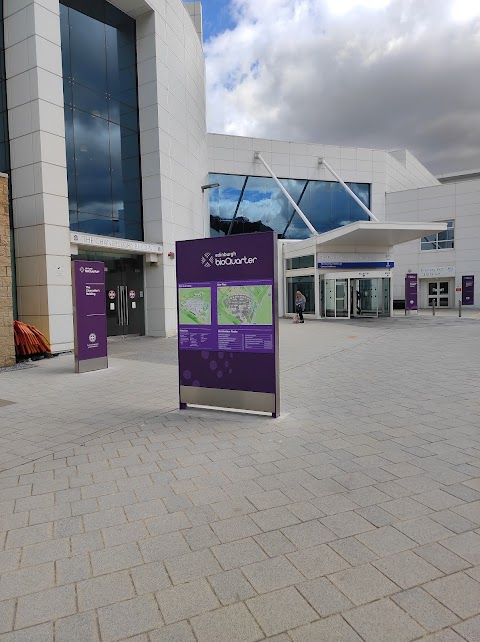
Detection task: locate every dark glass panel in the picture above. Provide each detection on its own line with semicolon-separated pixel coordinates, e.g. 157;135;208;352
119;221;142;240
72;83;108;119
78;216;114;236
69;9;107;95
121;200;142;221
73;109;112;215
286;256;315;270
61;0;142;239
208;173;371;239
303;181;332;233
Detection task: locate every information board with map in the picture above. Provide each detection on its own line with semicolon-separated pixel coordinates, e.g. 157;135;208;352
176;232;279;416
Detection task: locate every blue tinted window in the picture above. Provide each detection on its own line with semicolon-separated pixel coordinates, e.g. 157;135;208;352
60;0;143;240
209;174;370;239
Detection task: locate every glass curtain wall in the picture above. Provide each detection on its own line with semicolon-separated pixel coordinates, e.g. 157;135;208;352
0;4;16;317
60;0;143;240
209;174;370;239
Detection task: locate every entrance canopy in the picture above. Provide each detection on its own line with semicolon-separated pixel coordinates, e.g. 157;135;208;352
285;221;447;253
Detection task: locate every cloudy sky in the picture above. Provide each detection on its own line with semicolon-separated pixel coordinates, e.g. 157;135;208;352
201;0;480;175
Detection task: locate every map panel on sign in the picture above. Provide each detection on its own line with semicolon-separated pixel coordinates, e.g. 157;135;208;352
179;287;211;325
217;284;273;326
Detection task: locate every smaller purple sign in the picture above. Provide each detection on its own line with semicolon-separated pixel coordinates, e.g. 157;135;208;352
462;275;474;306
73;261;108;373
405;273;418;311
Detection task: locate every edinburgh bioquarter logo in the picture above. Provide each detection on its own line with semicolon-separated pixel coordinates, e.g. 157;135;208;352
89;333;97;343
201;252;214;268
202;251;258;268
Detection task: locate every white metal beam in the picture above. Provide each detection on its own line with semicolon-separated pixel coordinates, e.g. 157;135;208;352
318;157;379;222
254;152;318;236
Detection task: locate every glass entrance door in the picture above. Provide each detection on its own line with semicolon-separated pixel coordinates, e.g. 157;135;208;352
336;279;349;317
428;281;450;307
324;278;350;318
104;255;145;336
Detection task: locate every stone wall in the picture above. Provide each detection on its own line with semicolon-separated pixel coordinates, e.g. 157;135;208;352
0;173;15;368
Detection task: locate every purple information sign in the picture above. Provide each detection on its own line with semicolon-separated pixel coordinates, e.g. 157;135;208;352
176;232;279;417
462;275;474;306
405;273;418;311
72;261;108;373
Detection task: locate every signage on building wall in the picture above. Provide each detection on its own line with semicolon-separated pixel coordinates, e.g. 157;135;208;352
72;261;108;374
71;232;163;255
405;273;418;311
462;275;474;306
419;266;455;278
317;253;394;270
318;261;394;269
176;232;280;417
317;253;393;263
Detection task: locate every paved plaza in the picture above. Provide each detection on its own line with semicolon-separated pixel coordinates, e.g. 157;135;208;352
1;316;480;641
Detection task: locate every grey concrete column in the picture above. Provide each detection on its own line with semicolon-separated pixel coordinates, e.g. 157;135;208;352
135;0;208;337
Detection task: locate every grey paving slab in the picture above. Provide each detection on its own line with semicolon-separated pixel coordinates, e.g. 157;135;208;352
212;537;268;570
320;511;375;537
453;614;480;641
343;598;425;642
328;563;399;605
425;572;480;619
355;525;417;556
296;577;353;617
97;595;163;641
149;621;196;642
246;586;318;637
15;585;76;629
373;549;443;588
77;571;135;611
191;603;264;642
287;544;351;579
55;612;100;642
208;569;257;605
155;578;220;624
164;549;222;584
289;614;362;642
392;587;459;632
242;555;304;593
0;623;53;642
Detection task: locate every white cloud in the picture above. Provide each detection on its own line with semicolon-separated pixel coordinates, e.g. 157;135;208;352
205;0;480;173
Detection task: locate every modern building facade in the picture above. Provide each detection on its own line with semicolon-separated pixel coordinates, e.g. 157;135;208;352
1;0;478;359
386;179;480;310
3;0;207;352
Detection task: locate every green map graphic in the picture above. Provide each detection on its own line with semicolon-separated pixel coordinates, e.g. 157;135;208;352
179;288;211;325
217;285;273;325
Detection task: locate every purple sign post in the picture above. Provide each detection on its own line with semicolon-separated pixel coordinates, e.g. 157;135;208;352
405;273;418;312
72;261;108;373
176;232;280;417
462;275;474;306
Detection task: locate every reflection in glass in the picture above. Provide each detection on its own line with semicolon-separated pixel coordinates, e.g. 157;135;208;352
209;173;370;240
60;0;142;240
286;276;315;314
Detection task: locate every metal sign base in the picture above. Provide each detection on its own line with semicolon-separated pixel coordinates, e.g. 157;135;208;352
75;356;109;374
180;385;278;416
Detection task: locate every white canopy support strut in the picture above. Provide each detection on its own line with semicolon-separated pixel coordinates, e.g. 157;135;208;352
254;152;318;236
318;157;379;222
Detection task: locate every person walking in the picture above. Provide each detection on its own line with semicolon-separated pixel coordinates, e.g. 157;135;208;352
295;290;306;323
